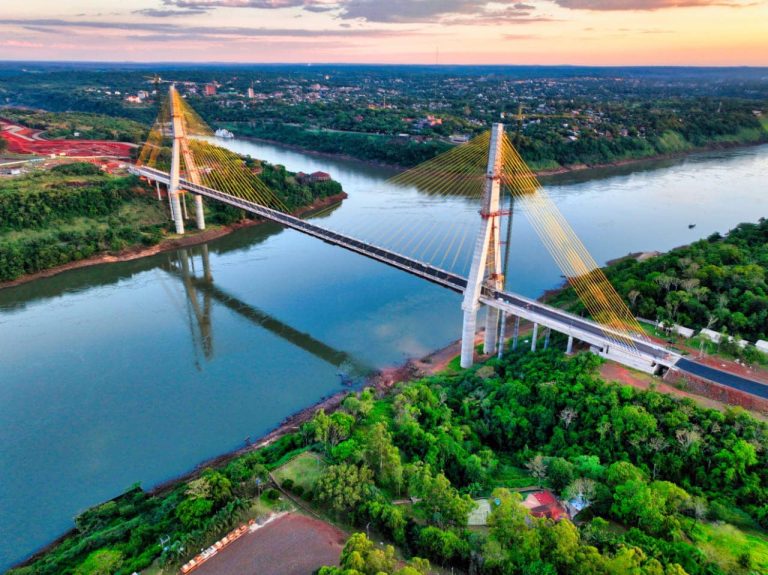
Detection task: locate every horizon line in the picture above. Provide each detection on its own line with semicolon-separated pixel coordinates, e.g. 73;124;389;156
2;59;768;69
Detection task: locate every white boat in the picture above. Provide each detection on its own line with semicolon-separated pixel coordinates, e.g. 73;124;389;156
214;128;234;139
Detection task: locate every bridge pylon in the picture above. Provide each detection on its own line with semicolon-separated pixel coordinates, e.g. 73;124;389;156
168;85;205;234
460;123;506;368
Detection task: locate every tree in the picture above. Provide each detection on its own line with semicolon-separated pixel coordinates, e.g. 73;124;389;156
407;463;475;528
559;407;577;429
606;461;645;487
364;423;403;493
485;488;542;568
175;497;214;531
416;526;468;565
547;457;575;493
316;463;374;516
74;549;123;575
565;478;597;506
313;409;355;454
320;532;430;575
527;454;548;487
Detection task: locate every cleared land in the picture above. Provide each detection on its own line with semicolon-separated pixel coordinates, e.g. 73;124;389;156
192;513;346;575
272;451;326;492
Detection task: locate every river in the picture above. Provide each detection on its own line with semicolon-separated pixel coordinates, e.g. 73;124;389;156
1;141;766;571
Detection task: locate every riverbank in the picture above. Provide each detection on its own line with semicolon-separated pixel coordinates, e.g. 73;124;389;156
236;131;768;177
0;190;347;290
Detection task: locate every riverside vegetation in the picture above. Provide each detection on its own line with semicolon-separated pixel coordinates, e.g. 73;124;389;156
0;160;342;283
549;219;768;363
11;350;768;575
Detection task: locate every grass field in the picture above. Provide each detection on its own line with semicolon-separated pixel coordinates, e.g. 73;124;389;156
489;455;532;490
691;521;768;573
272;451;327;493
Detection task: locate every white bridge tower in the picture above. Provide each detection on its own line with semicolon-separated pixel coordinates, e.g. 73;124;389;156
168;85;205;234
460;123;506;368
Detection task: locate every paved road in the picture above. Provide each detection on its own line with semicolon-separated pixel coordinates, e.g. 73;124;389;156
676;358;768;399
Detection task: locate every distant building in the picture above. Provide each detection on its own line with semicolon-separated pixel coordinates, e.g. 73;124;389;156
673;325;695;339
700;328;723;344
247;86;255;99
296;171;332;184
756;340;768;353
204;83;217;96
125;95;142;104
310;171;331;182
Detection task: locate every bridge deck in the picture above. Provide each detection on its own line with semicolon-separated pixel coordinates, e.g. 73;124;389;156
135;165;675;367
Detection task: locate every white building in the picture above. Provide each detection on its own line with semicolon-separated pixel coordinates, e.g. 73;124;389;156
699;328;723;344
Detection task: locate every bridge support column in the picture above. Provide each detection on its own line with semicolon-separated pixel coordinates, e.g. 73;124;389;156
544;328;551;350
512;316;520;351
460;309;479;368
484;307;501;355
194;195;206;230
460;123;505;369
531;323;539;352
566;335;574;355
497;312;507;359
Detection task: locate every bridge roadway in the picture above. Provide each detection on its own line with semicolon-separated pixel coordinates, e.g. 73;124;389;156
135;165;677;370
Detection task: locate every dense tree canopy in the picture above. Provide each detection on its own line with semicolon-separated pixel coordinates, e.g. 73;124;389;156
553;219;768;343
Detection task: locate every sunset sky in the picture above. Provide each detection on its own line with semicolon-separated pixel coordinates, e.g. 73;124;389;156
1;1;766;65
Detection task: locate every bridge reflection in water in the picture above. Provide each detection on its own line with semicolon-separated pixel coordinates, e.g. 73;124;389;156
162;245;371;380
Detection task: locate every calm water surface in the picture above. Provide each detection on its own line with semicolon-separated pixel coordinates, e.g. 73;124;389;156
1;141;766;571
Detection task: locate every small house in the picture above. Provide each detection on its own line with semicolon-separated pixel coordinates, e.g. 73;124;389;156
522;490;568;521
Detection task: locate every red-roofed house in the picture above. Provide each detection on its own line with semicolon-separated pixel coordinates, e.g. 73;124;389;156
522;490;568;521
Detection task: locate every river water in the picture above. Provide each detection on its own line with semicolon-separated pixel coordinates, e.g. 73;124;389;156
1;141;766;571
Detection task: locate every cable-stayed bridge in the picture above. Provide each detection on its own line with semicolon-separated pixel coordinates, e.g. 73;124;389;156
133;86;682;375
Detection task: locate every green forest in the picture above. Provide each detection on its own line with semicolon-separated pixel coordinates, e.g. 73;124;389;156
0;161;343;282
0;164;167;282
550;219;768;346
12;350;768;574
226;123;453;167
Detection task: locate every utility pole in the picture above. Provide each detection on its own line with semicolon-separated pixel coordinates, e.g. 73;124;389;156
460;123;505;368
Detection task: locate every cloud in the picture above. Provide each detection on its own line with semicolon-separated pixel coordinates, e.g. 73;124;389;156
0;39;44;48
162;0;332;8
160;0;548;24
553;0;749;10
0;18;413;39
337;0;545;23
134;8;208;17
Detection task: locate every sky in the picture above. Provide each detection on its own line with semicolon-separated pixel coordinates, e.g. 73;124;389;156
0;1;766;66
